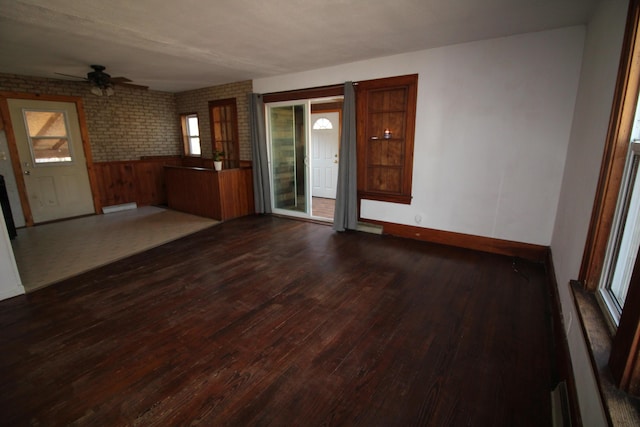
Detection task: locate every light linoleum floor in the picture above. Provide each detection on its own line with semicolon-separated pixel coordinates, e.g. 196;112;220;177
11;206;218;292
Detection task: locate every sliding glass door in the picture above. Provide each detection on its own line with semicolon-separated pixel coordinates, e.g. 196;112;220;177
266;98;343;220
267;102;309;216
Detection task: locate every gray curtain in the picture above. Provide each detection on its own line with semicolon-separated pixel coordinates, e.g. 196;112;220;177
333;82;358;231
249;93;272;214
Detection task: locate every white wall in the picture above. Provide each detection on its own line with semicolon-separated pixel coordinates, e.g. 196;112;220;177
0;130;26;227
0;203;24;300
551;0;629;425
254;27;586;246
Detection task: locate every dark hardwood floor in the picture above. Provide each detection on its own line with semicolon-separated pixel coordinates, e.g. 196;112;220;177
0;215;555;426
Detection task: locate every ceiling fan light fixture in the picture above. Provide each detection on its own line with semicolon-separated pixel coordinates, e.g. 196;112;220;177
90;86;103;96
104;86;114;96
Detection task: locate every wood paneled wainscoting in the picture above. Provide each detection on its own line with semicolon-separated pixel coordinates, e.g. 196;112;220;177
93;156;182;208
164;166;254;221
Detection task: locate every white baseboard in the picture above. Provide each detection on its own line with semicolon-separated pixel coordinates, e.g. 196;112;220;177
102;202;138;214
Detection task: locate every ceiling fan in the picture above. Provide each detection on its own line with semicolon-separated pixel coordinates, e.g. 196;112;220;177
55;65;148;95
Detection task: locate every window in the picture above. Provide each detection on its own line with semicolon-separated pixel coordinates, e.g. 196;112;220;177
23;110;72;164
356;74;418;205
598;138;640;327
209;98;239;168
581;0;640;396
312;117;333;130
181;113;201;156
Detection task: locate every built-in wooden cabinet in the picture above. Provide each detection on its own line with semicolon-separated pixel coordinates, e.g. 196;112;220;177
356;74;418;204
164;166;254;221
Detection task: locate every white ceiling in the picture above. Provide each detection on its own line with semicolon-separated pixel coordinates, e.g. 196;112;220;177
0;0;599;93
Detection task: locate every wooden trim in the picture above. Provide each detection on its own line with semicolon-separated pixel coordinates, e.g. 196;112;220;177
356;74;418;206
574;0;640;404
545;252;583;426
263;84;344;103
0;92;100;226
610;245;640;395
368;219;548;262
209;98;240;165
311;102;343;113
74;97;101;215
580;0;640;291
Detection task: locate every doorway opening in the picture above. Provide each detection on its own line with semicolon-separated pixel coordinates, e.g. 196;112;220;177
266;97;343;221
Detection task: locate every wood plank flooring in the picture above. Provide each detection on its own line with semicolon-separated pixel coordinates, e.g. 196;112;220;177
0;215;555;426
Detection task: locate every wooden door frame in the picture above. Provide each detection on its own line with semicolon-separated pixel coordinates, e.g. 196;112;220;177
0;92;101;226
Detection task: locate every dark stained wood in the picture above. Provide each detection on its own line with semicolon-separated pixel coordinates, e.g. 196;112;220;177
263;84;344;103
0;216;556;426
93;157;182;207
218;167;255;220
180;156;214;169
356;74;417;205
165;166;254;221
371;218;549;262
165;166;221;219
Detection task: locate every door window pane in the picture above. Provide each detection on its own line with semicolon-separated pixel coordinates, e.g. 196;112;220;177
23;110;72;164
209;98;239;168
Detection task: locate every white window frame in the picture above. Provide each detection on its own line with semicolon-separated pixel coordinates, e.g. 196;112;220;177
598;139;640;328
22;108;75;165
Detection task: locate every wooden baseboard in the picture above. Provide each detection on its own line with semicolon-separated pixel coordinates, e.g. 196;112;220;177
367;220;548;262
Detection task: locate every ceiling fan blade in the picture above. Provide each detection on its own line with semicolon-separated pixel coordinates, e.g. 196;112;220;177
110;76;133;83
54;72;88;80
114;81;149;90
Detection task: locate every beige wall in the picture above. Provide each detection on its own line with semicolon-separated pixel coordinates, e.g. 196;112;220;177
175;80;252;160
0;73;180;162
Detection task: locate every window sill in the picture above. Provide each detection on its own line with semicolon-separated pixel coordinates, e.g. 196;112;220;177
571;281;640;425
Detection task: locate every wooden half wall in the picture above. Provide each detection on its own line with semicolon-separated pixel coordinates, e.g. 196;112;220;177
93;156;182;208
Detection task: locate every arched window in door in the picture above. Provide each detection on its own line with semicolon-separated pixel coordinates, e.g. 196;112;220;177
312;117;333;130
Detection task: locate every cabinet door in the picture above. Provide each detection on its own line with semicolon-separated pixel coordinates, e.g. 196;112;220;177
356;74;417;204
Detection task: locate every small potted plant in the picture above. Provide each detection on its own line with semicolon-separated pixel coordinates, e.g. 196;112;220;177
213;150;225;171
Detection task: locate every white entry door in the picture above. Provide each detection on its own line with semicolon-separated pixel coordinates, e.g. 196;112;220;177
311;112;340;199
7;99;94;223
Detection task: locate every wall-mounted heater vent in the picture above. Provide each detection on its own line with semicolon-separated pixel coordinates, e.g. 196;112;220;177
102;202;137;214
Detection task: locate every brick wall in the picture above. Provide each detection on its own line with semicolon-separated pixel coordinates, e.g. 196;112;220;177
0;73;180;162
175;80;253;160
